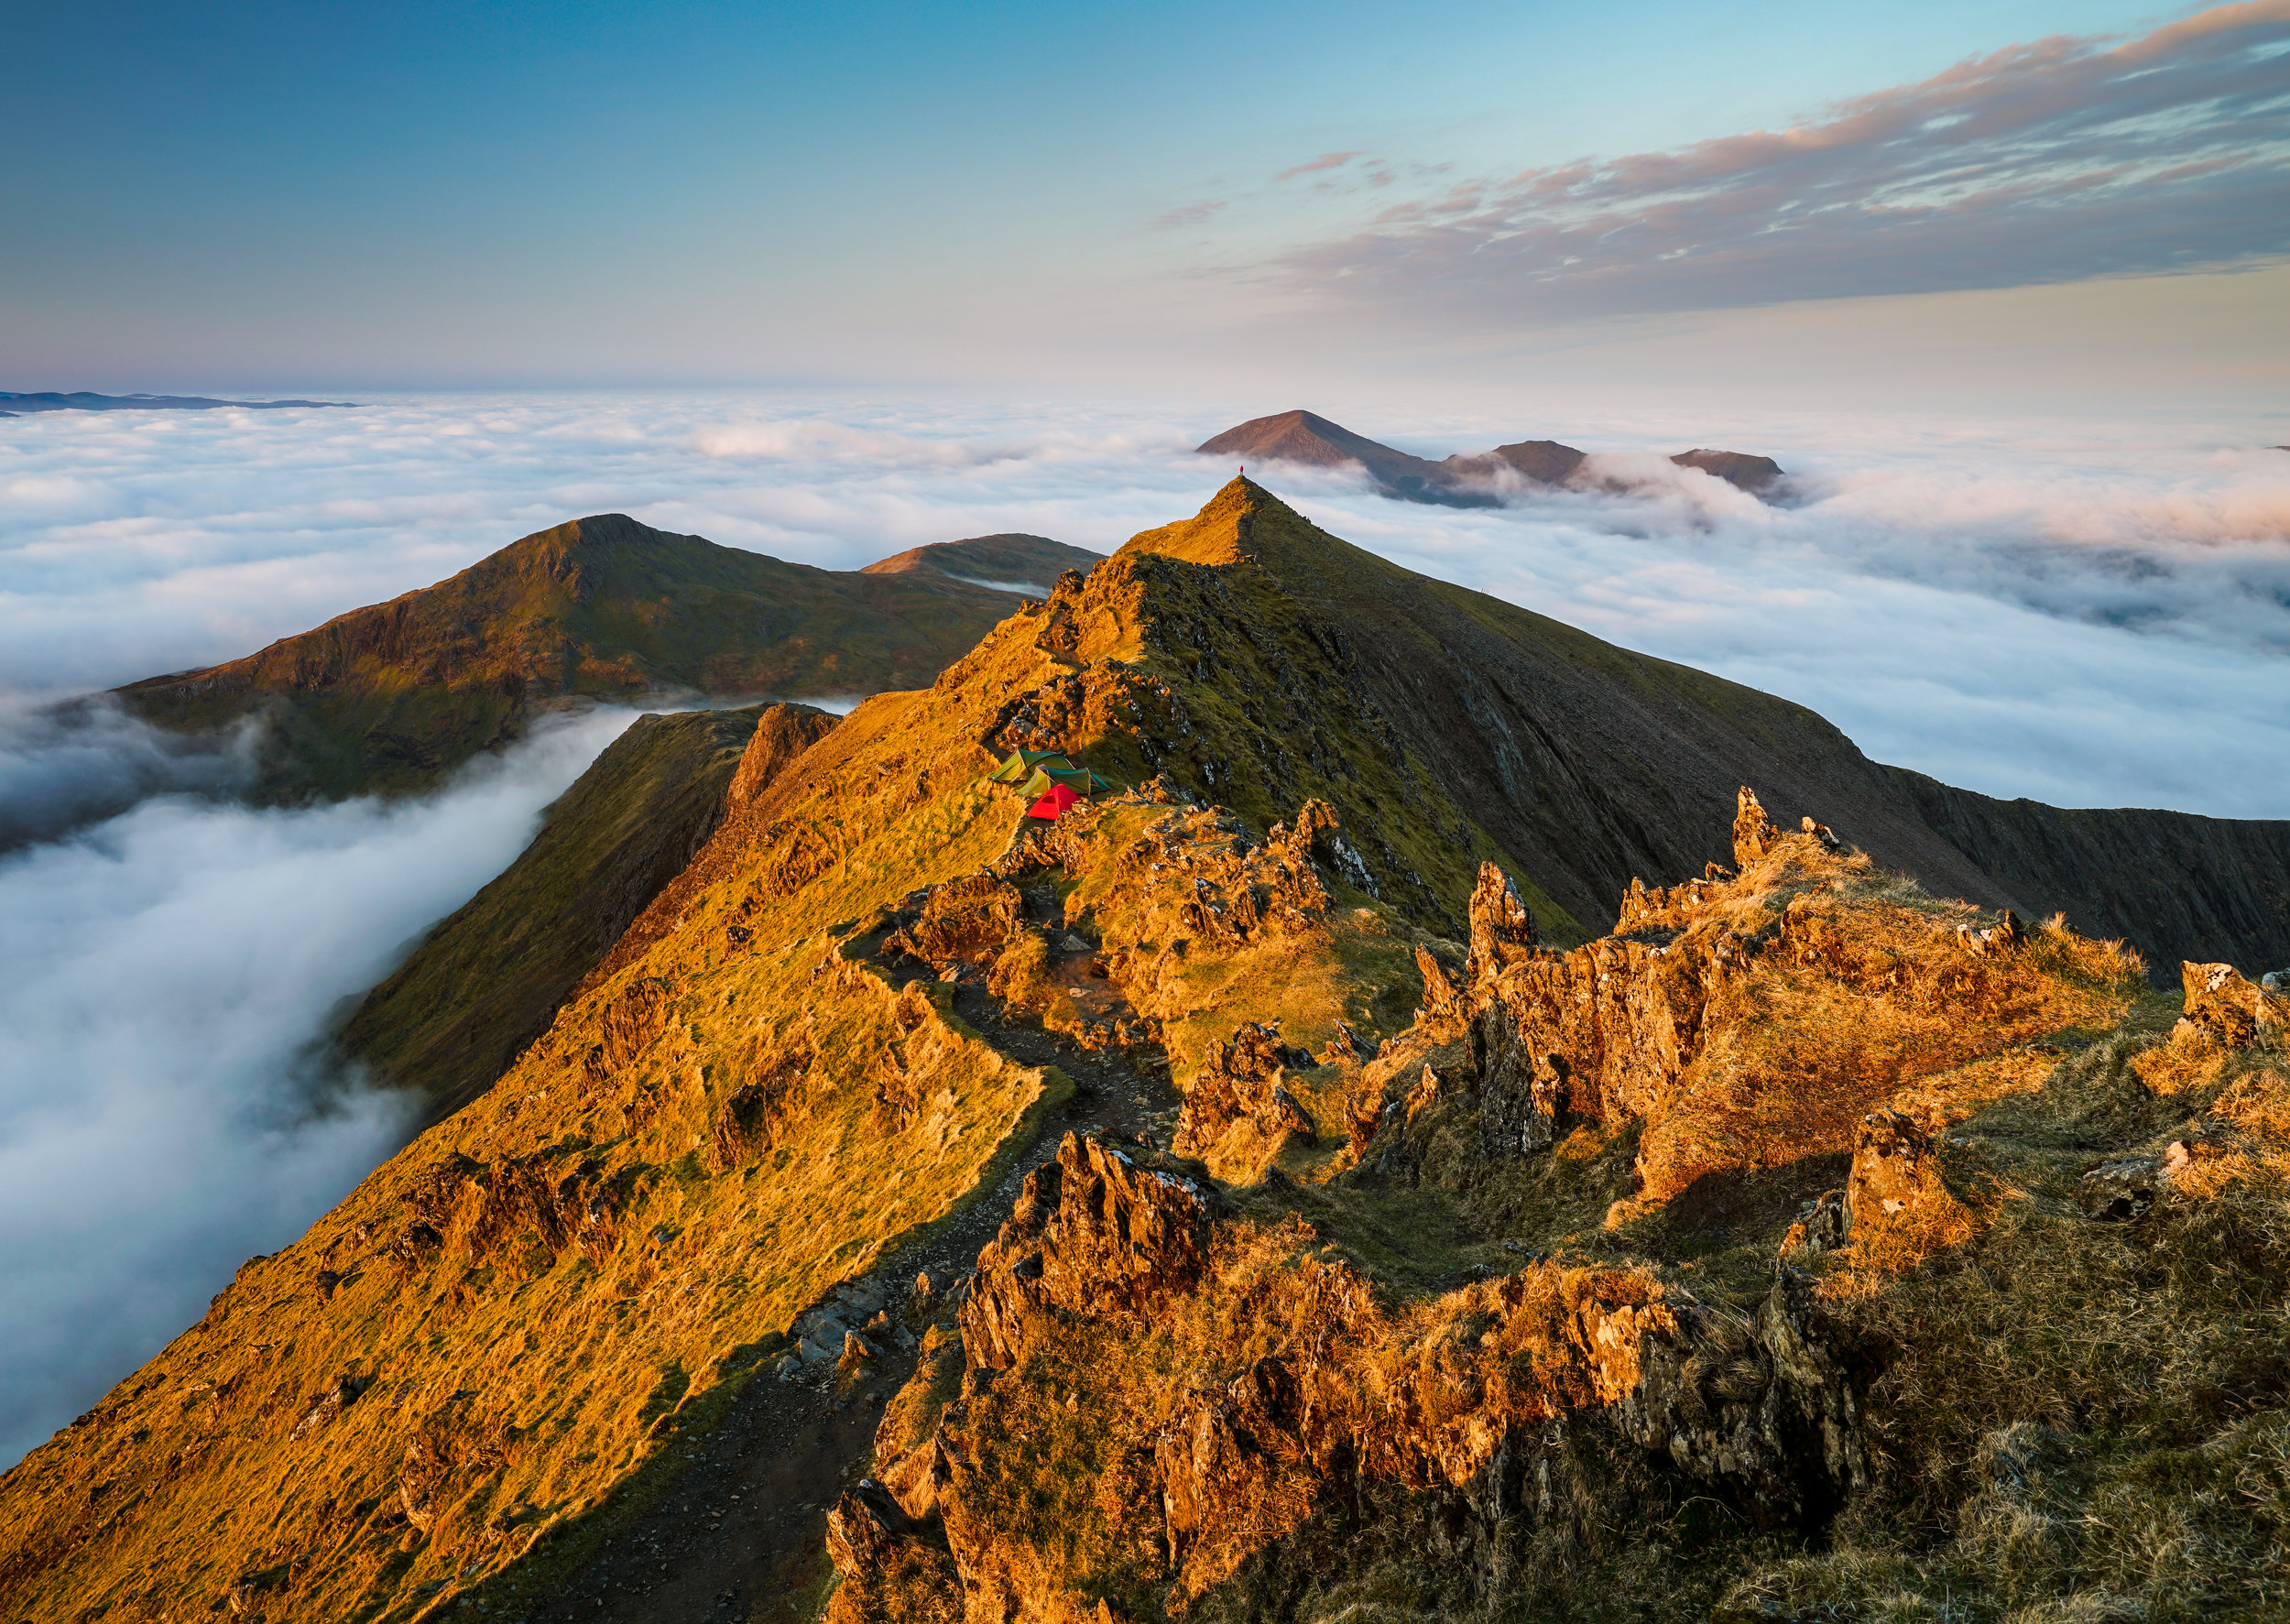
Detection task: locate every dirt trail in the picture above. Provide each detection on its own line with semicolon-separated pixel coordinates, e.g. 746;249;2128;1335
515;932;1177;1624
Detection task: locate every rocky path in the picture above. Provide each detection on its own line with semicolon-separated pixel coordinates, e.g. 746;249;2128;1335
514;937;1176;1624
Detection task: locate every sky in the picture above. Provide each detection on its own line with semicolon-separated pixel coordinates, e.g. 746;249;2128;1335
3;0;2286;409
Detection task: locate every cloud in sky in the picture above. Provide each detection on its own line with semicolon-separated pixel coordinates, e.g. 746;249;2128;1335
0;706;637;1466
1275;150;1365;181
1273;1;2290;322
1153;200;1229;229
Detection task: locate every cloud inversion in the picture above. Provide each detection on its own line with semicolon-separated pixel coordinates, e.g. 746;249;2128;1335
0;707;638;1467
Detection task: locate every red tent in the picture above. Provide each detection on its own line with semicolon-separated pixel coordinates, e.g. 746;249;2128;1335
1025;783;1080;820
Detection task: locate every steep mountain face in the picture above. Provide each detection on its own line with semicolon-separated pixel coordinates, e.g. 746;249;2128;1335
1884;767;2290;980
339;703;838;1120
858;534;1104;594
115;514;1042;802
7;478;2285;1624
1199;410;1785;501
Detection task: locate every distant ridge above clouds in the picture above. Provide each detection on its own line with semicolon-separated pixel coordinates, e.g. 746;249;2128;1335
1198;409;1787;505
857;532;1104;594
114;513;1059;804
0;390;356;416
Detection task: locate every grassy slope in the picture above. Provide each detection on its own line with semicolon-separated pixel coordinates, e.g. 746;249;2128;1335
338;703;834;1121
115;514;1039;802
0;611;1085;1621
1120;477;2010;936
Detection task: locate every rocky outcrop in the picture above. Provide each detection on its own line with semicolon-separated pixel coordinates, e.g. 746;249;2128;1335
960;1135;1225;1373
836;1132;1871;1619
1173;1021;1318;1166
2175;961;2289;1047
726;702;839;809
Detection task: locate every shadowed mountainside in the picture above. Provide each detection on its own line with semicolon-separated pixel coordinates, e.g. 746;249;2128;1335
337;703;839;1120
1887;767;2290;980
114;514;1045;802
857;533;1103;594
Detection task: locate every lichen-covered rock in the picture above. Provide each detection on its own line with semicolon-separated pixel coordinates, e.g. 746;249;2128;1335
2175;962;2288;1047
1845;1110;1969;1261
2079;1154;2168;1221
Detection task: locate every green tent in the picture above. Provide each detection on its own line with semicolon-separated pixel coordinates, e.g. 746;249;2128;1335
984;748;1071;785
1019;762;1115;799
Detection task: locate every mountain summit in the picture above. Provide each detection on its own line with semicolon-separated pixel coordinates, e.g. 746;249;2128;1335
1195;409;1492;507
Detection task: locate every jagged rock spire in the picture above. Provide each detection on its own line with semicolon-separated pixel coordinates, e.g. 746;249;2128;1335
1467;860;1539;984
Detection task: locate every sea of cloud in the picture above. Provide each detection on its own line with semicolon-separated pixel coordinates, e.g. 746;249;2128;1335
0;389;2285;1466
5;390;2284;810
0;707;637;1466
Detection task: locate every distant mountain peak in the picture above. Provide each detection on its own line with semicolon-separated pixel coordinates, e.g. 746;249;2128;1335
1198;409;1788;503
858;532;1104;594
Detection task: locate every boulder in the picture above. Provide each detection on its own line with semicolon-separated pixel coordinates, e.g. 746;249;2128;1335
2175;962;2288;1047
2079;1155;2168;1221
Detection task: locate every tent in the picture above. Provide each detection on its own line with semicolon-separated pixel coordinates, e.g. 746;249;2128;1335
1026;783;1081;820
1018;763;1115;799
984;747;1071;785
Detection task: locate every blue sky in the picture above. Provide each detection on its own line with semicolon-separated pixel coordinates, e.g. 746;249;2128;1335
5;0;2286;403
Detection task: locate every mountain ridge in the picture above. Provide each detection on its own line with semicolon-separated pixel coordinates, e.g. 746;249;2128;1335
115;513;1057;802
1197;408;1788;504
